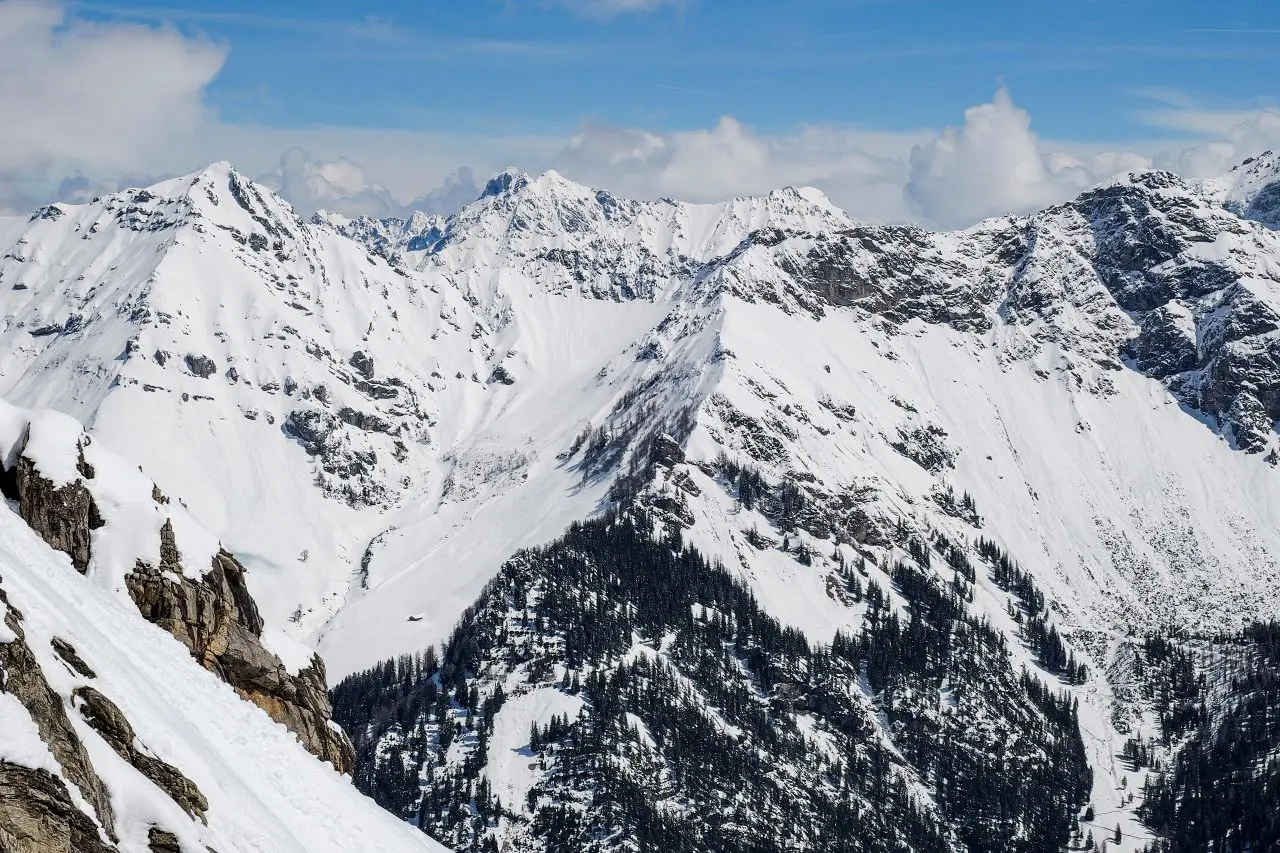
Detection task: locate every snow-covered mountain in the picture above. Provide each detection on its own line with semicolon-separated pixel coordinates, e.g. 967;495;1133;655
0;399;444;852
3;156;1280;850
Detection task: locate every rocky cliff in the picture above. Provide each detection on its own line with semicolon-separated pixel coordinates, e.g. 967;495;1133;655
0;410;354;774
0;590;118;851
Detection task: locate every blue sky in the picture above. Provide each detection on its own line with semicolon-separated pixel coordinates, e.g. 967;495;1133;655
82;0;1279;141
3;0;1279;226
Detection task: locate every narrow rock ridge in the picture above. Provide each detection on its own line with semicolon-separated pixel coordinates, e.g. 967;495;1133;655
72;685;209;820
2;431;355;773
0;594;116;844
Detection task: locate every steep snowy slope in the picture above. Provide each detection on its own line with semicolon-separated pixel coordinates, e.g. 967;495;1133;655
3;161;1280;674
5;158;1280;851
323;166;1280;852
348;165;1280;643
1200;148;1280;229
0;165;853;677
0;408;444;852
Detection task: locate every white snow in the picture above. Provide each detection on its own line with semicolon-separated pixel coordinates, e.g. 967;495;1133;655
0;502;445;853
259;626;316;676
3;164;1280;849
0;691;62;774
485;687;584;812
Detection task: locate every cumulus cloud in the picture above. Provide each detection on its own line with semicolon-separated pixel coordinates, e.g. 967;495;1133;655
903;88;1148;228
405;167;482;216
0;0;224;207
552;116;914;221
543;93;1160;228
257;148;402;218
2;3;1276;232
1151;108;1280;178
257;152;483;219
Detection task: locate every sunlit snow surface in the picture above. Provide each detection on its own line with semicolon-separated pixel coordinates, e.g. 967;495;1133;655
1;162;1280;690
0;506;443;853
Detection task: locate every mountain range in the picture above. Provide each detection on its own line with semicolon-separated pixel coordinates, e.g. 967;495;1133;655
1;152;1279;851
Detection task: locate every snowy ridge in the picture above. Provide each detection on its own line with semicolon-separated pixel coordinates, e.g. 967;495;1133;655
4;157;1280;849
0;163;855;677
1198;148;1280;229
2;161;1280;664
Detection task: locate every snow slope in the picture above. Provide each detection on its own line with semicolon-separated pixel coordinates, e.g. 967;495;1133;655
0;498;444;853
2;162;1280;683
0;165;847;677
679;294;1280;639
6;157;1280;850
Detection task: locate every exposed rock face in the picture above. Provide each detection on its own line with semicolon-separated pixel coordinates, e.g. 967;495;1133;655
1123;303;1198;378
49;637;95;678
146;827;181;853
126;552;355;772
282;408;388;506
348;350;375;380
184;354;217;379
4;434;355;774
12;453;102;574
72;685;208;820
0;600;116;842
770;170;1280;453
0;763;115;853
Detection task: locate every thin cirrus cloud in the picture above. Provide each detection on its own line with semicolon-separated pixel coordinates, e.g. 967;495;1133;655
546;0;681;20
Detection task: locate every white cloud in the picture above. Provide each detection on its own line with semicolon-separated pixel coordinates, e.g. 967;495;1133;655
547;0;680;20
552;116;916;222
405;167;481;216
257;148;401;219
185;123;561;210
1149;108;1280;178
6;1;1280;231
546;95;1162;228
254;152;482;219
903;88;1148;229
0;0;224;205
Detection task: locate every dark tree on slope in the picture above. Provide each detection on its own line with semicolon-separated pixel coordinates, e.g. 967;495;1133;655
1140;622;1280;852
333;510;1089;853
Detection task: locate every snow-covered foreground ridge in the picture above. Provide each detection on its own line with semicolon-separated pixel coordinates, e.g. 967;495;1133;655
0;401;444;851
3;157;1280;682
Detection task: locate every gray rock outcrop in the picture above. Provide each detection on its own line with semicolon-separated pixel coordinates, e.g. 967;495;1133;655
2;430;355;774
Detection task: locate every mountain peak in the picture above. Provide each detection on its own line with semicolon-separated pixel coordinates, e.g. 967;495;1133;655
479;167;530;199
1204;149;1280;228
